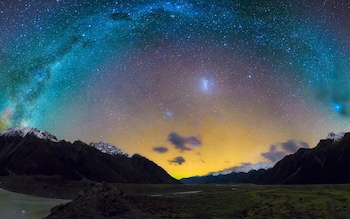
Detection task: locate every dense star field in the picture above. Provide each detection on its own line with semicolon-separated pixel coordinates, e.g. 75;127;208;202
1;0;350;178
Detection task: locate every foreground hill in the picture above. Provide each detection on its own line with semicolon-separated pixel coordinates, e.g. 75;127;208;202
182;132;350;184
0;127;179;184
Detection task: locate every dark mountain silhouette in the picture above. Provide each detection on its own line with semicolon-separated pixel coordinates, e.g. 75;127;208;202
259;132;350;184
182;132;350;184
0;128;179;184
181;169;266;184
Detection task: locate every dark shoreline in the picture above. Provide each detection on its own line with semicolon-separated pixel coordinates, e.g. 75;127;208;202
0;175;94;199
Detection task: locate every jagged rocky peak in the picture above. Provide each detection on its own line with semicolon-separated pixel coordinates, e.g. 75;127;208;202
0;127;58;142
89;142;131;157
326;132;345;141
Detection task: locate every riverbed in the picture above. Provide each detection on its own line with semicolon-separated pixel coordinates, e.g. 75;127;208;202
0;188;70;219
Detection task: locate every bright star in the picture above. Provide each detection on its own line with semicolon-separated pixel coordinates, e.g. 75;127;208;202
333;103;343;113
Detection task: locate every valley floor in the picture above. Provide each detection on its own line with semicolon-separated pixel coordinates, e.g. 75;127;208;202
116;183;350;218
2;176;350;218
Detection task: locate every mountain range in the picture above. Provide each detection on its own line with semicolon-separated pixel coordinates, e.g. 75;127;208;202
1;127;350;185
0;127;179;184
182;132;350;184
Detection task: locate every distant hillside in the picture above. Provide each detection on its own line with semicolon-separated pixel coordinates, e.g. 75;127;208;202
182;132;350;184
181;169;266;184
0;127;180;184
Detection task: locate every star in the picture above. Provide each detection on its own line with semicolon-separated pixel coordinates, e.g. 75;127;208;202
1;0;350;179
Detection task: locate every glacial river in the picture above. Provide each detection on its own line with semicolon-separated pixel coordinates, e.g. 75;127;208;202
0;188;70;219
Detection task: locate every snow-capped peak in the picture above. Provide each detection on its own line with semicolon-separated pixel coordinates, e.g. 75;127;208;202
89;142;131;157
326;132;345;141
0;127;58;142
210;161;276;176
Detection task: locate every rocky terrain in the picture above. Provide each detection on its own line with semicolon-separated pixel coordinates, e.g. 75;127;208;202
44;182;157;219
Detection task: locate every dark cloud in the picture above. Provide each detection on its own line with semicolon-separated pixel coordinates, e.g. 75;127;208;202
167;132;201;152
168;156;185;165
168;133;190;151
281;140;309;153
261;145;286;162
299;141;310;149
153;146;168;153
261;140;310;162
281;140;299;154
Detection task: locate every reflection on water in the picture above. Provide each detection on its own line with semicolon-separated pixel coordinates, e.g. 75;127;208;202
0;188;70;219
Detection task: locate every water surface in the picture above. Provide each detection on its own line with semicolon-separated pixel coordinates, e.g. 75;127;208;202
0;188;70;219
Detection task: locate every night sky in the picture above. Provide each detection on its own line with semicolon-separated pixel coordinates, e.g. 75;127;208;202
1;0;350;179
